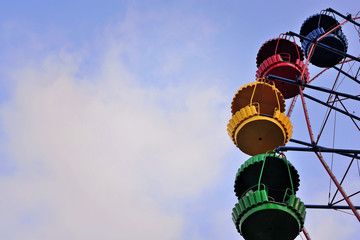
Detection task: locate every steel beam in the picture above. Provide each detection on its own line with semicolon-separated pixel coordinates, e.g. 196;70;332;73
305;204;360;209
287;138;360;159
333;66;360;84
303;93;360;121
326;8;360;27
276;146;360;154
266;74;360;101
287;31;360;63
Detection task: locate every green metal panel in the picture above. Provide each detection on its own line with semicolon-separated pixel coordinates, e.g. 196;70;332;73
234;152;300;201
232;189;269;233
232;190;306;238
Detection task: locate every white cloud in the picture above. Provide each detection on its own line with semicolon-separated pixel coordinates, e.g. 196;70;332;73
0;8;230;240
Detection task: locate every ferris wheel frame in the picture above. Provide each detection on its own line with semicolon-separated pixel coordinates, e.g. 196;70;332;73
267;8;360;240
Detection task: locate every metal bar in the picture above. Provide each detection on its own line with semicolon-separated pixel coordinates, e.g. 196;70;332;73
303;93;360;121
289;138;316;146
286;96;297;117
305;204;360;209
326;60;344;105
277;146;360;154
299;86;315;143
301;40;314;81
287;31;360;63
267;74;360;101
356;66;360;80
316;65;342;143
336;96;360;131
314;152;360;221
327;95;360;103
338;58;356;65
331;191;360;205
288;138;360;159
330;157;355;204
326;8;360;27
333;66;360;84
308;67;330;84
302;227;311;240
315;99;334;144
276;146;314;152
298;85;360;220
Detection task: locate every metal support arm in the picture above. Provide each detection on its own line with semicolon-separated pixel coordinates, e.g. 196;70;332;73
287;31;360;63
266;75;360;101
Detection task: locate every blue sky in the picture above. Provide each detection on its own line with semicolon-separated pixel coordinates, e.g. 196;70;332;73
0;1;359;239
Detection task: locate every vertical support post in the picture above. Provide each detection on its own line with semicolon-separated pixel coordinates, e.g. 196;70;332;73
302;227;311;240
286;96;297;117
298;86;315;143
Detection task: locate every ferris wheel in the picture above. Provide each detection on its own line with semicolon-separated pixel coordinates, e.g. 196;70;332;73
227;8;360;240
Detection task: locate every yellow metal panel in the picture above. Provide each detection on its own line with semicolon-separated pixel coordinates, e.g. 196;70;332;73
231;80;286;116
227;107;293;156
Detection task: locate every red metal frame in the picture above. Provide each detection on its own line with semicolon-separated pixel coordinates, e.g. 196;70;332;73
330;157;356;204
294;16;360;235
315;60;343;143
302;227;311;240
297;62;360;222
